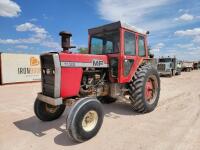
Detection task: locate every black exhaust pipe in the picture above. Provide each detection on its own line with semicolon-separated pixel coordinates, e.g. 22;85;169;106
59;31;76;52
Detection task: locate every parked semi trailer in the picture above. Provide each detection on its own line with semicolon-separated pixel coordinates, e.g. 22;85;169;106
182;61;193;72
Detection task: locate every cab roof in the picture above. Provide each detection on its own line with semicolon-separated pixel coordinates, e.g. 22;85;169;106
88;21;148;35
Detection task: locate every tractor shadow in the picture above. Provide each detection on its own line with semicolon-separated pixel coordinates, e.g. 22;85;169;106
13;109;77;146
13;101;139;146
103;101;140;119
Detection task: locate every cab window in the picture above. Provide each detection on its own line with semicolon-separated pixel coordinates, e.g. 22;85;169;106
106;41;113;54
124;31;136;55
91;38;103;54
90;30;119;54
138;36;146;56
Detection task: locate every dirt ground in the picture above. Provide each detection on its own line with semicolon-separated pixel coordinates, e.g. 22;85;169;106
0;70;200;150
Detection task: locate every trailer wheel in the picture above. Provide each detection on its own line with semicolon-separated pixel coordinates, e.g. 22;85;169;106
172;70;176;76
176;70;181;75
129;64;160;113
169;71;173;77
34;99;65;121
66;98;103;142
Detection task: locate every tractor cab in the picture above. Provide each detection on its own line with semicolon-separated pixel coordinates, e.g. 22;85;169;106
88;21;149;83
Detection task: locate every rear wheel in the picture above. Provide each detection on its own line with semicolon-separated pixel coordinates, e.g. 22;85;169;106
34;99;65;121
66;98;104;142
128;65;160;113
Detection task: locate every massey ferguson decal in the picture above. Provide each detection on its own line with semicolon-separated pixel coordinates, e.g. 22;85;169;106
92;59;104;67
61;59;109;68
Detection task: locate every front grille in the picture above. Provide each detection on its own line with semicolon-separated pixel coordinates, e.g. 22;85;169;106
157;63;165;71
40;54;55;97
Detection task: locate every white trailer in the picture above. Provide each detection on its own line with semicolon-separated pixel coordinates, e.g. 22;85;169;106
0;53;41;84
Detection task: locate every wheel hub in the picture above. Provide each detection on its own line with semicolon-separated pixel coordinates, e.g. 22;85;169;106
82;110;98;132
145;75;158;104
45;104;58;113
145;80;153;100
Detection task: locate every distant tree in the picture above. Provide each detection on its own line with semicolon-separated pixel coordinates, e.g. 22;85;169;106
78;47;88;54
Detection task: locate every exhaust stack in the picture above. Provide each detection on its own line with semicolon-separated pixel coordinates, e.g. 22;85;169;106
59;31;76;52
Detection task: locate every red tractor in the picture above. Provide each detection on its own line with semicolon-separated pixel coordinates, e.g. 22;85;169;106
34;21;160;142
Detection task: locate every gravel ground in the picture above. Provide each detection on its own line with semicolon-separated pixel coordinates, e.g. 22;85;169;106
0;70;200;150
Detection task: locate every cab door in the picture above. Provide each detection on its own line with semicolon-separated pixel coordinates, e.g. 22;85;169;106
118;30;146;83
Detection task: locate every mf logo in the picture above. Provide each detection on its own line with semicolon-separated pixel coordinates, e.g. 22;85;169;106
30;57;40;66
92;59;104;67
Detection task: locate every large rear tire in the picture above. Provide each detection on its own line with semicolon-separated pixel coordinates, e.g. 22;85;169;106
129;64;160;113
66;97;104;142
34;99;66;121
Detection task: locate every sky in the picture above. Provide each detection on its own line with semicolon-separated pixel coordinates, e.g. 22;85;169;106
0;0;200;60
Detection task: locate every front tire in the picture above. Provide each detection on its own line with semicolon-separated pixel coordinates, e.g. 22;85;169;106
66;97;104;142
34;99;66;121
129;65;160;113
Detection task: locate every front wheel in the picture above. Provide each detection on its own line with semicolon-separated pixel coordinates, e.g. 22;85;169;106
66;97;104;142
34;99;66;121
129;65;160;113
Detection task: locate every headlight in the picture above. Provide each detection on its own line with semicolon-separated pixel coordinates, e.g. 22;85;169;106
46;69;51;75
42;69;46;74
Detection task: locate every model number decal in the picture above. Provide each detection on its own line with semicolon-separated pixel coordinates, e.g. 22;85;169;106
62;61;76;67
